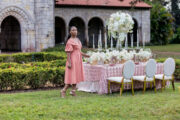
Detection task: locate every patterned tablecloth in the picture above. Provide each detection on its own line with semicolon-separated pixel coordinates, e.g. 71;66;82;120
77;62;165;94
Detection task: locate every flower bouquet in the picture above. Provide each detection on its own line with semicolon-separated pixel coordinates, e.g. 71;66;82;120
136;49;152;62
108;12;134;49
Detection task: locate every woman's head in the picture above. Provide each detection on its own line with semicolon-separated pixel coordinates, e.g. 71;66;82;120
65;26;78;44
70;26;78;37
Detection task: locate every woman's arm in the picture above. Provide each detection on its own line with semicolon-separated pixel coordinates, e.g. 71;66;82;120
81;52;90;58
67;52;72;68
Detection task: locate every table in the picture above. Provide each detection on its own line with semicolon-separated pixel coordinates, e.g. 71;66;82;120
77;62;166;94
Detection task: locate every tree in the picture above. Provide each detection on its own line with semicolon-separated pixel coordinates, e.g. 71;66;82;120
151;4;174;45
130;0;170;7
171;0;180;28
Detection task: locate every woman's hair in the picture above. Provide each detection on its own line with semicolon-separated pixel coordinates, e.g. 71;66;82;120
65;26;77;45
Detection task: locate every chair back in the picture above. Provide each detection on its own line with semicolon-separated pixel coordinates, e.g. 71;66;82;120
123;60;135;79
146;59;157;78
164;58;175;76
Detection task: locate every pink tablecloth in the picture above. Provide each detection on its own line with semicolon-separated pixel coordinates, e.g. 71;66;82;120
77;62;164;94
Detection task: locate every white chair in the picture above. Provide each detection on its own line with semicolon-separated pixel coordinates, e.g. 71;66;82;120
155;58;175;91
133;59;157;93
107;60;135;96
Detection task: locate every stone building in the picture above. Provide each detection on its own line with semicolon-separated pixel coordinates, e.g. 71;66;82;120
0;0;151;52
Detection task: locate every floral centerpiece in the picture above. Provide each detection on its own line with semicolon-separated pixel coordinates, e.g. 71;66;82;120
136;49;152;62
84;49;152;65
108;12;134;49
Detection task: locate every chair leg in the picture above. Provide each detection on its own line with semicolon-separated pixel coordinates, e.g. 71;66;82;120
131;81;134;96
150;82;152;89
161;80;163;92
163;80;166;90
172;80;175;91
154;80;156;93
120;83;124;96
108;81;111;94
143;81;146;94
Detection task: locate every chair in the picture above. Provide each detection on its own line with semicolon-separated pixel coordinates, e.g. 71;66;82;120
133;59;157;93
155;58;175;91
107;60;135;96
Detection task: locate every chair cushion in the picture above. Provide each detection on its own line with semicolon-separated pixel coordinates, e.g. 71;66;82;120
133;76;154;82
107;77;132;83
155;74;172;80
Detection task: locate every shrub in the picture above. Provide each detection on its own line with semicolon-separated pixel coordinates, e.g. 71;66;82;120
42;44;65;52
171;27;180;44
0;52;67;63
0;67;65;90
151;4;174;45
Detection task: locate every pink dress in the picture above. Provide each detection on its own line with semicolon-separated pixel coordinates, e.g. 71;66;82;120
64;38;84;84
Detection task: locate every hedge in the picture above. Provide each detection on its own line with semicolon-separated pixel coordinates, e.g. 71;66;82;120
0;60;66;69
0;52;67;63
0;67;65;90
0;56;179;91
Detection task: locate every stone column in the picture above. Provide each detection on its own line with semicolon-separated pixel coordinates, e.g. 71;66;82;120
85;24;89;47
65;24;69;42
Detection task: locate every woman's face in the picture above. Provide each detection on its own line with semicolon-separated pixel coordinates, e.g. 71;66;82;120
70;27;78;37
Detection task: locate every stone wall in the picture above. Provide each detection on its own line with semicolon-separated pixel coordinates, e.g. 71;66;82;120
0;0;36;52
0;0;151;52
34;0;54;52
0;0;55;52
55;7;151;45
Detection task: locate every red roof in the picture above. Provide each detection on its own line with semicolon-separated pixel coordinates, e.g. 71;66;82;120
56;0;151;8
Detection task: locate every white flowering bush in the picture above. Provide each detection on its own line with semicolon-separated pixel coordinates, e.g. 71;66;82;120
108;12;134;42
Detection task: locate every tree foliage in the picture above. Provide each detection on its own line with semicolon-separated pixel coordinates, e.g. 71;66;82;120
151;4;174;45
171;0;180;28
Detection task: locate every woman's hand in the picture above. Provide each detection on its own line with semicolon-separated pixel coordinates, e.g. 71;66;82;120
67;52;72;68
68;62;72;69
85;55;90;58
81;52;90;58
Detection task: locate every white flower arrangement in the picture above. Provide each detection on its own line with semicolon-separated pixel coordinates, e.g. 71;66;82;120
88;52;106;65
86;49;152;65
120;49;135;61
136;49;152;61
108;12;134;42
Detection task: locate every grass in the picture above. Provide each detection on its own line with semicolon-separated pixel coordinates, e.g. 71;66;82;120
146;44;180;59
147;44;180;53
0;83;180;120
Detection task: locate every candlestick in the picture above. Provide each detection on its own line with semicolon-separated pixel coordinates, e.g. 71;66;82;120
105;32;107;49
143;32;145;48
137;29;139;48
125;34;128;49
98;29;102;51
93;34;95;49
131;33;133;48
111;35;113;50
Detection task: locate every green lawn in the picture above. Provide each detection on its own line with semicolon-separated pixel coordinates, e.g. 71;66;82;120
145;44;180;59
0;83;180;120
147;44;180;52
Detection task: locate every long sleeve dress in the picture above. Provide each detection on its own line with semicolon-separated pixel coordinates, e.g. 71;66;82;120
64;38;84;84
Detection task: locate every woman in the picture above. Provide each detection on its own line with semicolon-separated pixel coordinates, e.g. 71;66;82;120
61;26;89;98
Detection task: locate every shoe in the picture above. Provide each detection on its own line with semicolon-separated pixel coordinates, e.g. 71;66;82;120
60;89;66;98
70;90;76;96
